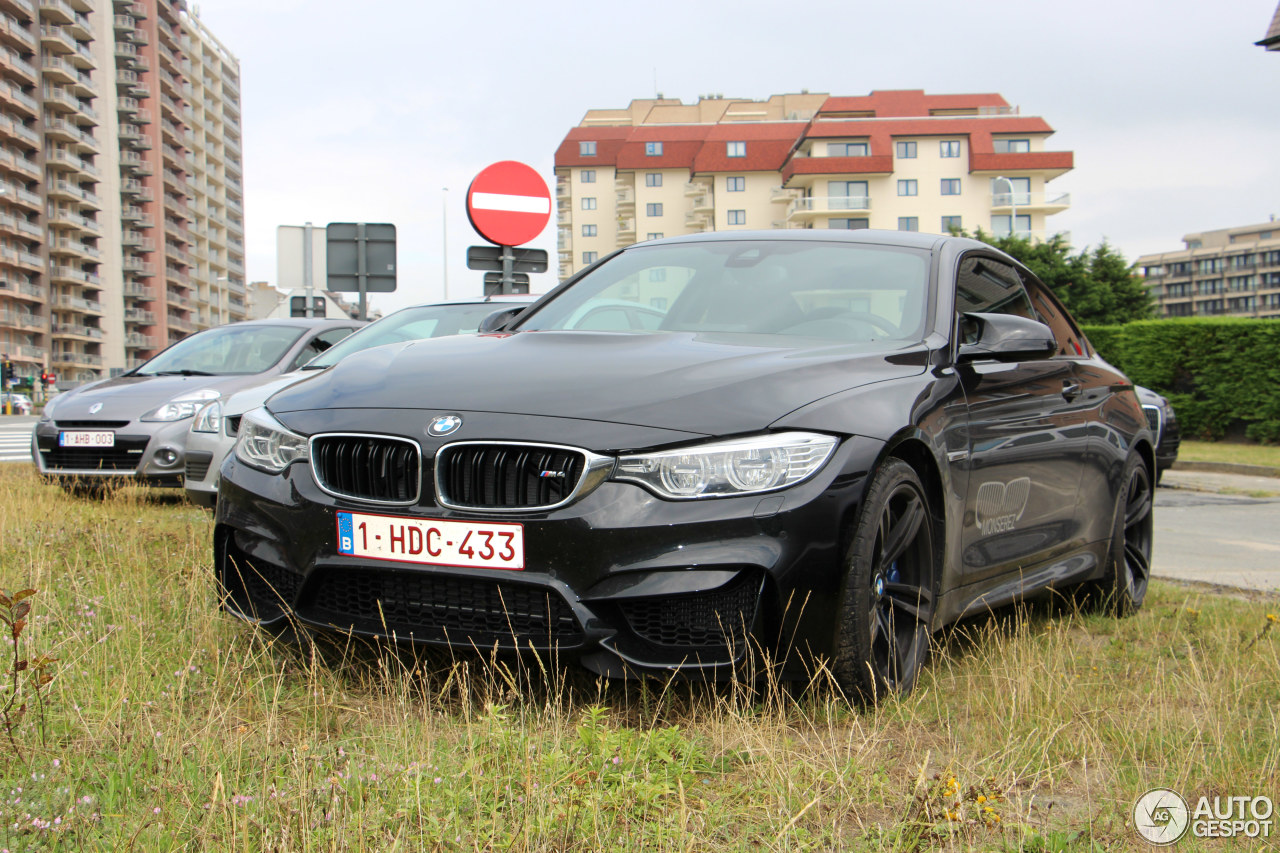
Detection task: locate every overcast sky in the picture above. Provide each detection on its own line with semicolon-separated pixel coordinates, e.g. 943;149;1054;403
191;0;1280;314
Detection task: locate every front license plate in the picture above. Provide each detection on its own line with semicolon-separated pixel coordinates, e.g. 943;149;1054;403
59;430;115;448
336;511;524;570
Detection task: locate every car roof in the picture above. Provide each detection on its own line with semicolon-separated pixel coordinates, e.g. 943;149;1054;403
211;318;362;329
637;228;964;252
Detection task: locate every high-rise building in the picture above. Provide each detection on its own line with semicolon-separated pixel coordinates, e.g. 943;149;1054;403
553;91;1073;280
1137;221;1280;319
0;0;243;389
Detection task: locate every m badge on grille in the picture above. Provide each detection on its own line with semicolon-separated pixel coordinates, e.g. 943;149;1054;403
427;414;463;437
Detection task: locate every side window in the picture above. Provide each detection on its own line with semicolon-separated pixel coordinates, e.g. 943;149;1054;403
954;255;1034;343
291;327;356;371
1021;273;1089;357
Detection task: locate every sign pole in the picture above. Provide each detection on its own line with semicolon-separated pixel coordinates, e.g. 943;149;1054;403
356;222;368;321
303;221;315;318
501;244;515;293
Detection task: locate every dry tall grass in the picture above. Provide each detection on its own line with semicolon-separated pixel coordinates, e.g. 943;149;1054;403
0;464;1276;851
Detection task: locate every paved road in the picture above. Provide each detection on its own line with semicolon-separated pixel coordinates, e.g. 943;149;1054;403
0;416;34;463
1152;485;1280;594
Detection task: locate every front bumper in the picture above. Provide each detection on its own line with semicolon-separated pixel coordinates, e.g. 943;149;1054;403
33;417;193;486
214;426;876;677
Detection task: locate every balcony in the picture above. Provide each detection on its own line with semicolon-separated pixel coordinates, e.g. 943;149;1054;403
122;257;155;276
124;332;157;348
989;191;1072;214
122;281;153;300
51;321;102;340
41;53;78;84
52;350;102;367
40;0;76;24
684;180;713;198
785;195;872;221
0;309;43;331
52;292;104;314
38;24;76;54
124;308;155;324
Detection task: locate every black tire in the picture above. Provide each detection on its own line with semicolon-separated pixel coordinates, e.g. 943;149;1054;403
1099;452;1154;615
832;458;937;701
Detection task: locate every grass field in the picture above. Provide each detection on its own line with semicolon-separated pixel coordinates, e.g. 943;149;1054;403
1178;440;1280;470
0;464;1276;851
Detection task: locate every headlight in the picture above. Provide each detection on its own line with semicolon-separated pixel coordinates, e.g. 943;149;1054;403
233;407;309;473
192;400;222;434
613;432;838;499
142;389;220;422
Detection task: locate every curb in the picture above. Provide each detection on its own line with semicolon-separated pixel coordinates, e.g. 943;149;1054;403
1171;461;1280;480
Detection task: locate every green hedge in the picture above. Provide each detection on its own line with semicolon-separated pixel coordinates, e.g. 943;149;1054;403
1082;319;1280;444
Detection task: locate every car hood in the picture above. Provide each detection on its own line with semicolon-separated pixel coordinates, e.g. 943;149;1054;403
49;373;263;421
266;331;929;435
224;371;313;416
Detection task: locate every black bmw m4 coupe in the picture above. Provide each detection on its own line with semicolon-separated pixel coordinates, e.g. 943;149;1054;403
213;230;1155;697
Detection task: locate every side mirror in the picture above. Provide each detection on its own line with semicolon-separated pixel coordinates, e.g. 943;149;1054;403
477;306;527;334
956;312;1057;363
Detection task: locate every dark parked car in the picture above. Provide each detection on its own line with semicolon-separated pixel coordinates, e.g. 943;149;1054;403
214;231;1156;698
1135;386;1180;482
34;318;362;491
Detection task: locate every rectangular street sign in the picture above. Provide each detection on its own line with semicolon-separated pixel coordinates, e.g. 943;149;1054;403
326;222;397;293
467;245;548;274
483;272;529;295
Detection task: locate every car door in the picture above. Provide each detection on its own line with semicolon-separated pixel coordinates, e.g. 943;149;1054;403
950;253;1094;586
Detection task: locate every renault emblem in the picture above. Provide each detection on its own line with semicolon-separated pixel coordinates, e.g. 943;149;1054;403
427;414;463;437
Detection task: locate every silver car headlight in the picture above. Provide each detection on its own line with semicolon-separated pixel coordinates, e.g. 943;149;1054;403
192;400;222;434
613;432;838;499
233;407;309;473
142;389;221;422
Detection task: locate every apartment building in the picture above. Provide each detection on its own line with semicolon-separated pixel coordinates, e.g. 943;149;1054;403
553;90;1073;280
1137;221;1280;319
0;0;243;389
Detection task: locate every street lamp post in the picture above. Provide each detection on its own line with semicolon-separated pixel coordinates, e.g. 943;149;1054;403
994;175;1020;239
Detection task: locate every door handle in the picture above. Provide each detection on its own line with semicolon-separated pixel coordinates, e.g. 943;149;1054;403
1061;381;1082;401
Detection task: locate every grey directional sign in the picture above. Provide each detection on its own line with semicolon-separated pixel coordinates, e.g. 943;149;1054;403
326;222;397;293
483;272;529;295
467;245;548;274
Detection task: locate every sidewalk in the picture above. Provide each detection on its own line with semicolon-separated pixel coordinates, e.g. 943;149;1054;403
1160;467;1280;497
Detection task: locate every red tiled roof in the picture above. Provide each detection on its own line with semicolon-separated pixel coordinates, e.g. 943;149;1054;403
781;155;894;184
616;140;703;171
694;123;804;172
969;151;1074;173
804;116;1054;140
554;126;633;168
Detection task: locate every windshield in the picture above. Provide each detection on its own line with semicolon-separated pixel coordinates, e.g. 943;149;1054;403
136;324;307;376
304;301;529;369
514;240;931;344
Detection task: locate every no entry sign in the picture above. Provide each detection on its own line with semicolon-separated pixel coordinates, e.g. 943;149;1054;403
466;161;551;247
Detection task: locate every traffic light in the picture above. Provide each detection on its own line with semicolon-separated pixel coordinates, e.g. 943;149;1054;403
1;357;12;386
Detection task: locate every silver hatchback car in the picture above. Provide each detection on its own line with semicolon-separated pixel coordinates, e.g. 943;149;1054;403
33;318;362;492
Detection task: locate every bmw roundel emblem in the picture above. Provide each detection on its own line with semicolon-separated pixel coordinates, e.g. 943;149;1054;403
427;414;463;437
88;402;103;414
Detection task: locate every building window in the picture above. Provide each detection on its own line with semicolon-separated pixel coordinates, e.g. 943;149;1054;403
644;173;662;187
726;141;746;157
993;138;1030;153
579;141;596;156
897;179;917;197
827;142;869;157
649;269;667;282
941;216;963;233
581;224;596;237
895;141;917;159
646;232;663;241
940;178;961;195
581;197;596;211
940;140;961;158
727;210;746;225
991;176;1031;205
898;217;919;232
828;218;869;230
580;169;595;183
645;141;663;156
991;214;1031;237
646;202;663;217
726;176;745;192
582;251;598;265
